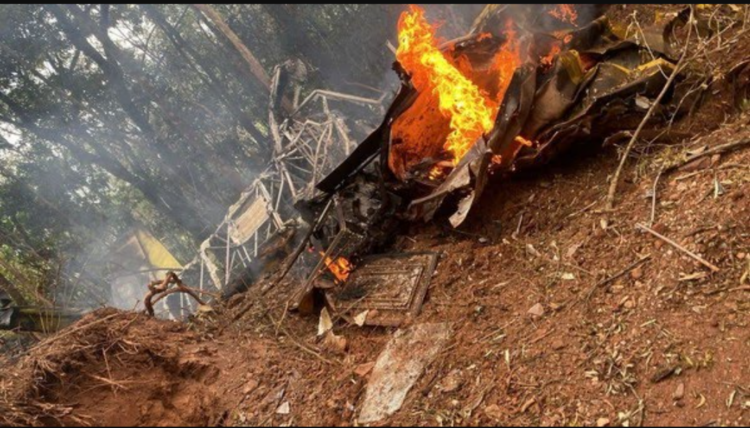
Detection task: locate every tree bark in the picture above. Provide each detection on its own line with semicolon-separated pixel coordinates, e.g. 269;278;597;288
192;4;293;113
140;4;270;158
0;271;28;307
0;93;211;240
63;4;246;195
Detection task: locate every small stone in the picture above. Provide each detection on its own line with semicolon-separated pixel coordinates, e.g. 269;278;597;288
624;299;636;309
485;404;503;420
438;369;463;393
242;379;259;395
673;382;685;401
276;401;290;415
323;331;347;355
738;252;746;260
354;362;375;378
597;417;611;427
630;267;643;280
527;303;545;317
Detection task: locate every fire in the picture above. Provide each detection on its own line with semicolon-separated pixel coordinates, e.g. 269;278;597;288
396;5;520;166
541;43;562;67
548;4;579;25
320;251;353;283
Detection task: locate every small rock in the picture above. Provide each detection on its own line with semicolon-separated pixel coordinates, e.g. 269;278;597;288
438;369;463;393
485;404;503;420
323;331;347;355
738;252;746;260
597;417;611;427
551;339;566;350
527;303;545;317
242;379;259;395
354;362;375;378
276;401;290;415
630;267;643;280
673;382;685;401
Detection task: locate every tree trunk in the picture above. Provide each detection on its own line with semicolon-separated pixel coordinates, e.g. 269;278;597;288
59;4;246;196
0;271;28;307
140;4;271;161
192;4;293;113
0;93;211;240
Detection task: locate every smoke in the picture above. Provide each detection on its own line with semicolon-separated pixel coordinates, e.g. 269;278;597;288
0;4;519;317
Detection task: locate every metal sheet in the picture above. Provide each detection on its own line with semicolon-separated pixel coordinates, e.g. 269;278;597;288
327;252;438;327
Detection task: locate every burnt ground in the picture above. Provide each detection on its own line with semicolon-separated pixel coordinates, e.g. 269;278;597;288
1;4;749;428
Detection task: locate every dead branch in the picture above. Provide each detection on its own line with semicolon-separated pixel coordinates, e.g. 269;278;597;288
635;223;720;272
668;138;750;173
606;8;695;210
143;271;206;317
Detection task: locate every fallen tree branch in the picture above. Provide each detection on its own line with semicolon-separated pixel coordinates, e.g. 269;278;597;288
606;8;694;210
143;271;206;317
635;223;720;272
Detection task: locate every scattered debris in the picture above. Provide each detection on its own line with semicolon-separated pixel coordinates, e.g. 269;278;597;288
354;362;375;378
322;331;347;355
437;369;463;393
326;252;439;327
673;383;685;401
143;272;206;317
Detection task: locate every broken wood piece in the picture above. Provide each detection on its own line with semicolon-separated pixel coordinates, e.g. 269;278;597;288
636;223;720;272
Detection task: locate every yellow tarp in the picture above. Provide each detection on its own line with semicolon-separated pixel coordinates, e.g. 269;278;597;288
134;229;182;270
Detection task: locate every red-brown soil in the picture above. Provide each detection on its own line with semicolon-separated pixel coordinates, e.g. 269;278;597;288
1;4;748;427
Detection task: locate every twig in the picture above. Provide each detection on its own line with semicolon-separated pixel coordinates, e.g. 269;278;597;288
606;7;695;210
266;313;339;366
667;138;750;173
649;167;663;227
635;223;720;272
582;255;652;302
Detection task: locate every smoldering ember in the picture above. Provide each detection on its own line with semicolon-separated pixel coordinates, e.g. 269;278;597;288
0;4;748;427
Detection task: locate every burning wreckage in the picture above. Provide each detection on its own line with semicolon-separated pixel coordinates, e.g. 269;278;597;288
271;5;696;327
154;5;695;326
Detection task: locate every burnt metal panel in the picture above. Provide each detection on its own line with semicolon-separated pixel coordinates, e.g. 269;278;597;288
327;252;438;327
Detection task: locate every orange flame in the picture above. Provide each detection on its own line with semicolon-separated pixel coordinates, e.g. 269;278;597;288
396;6;520;166
548;4;578;25
320;252;353;283
541;43;562;67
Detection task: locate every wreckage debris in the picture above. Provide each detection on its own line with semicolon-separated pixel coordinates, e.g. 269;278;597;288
358;322;452;424
327;252;439;327
280;4;695;330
